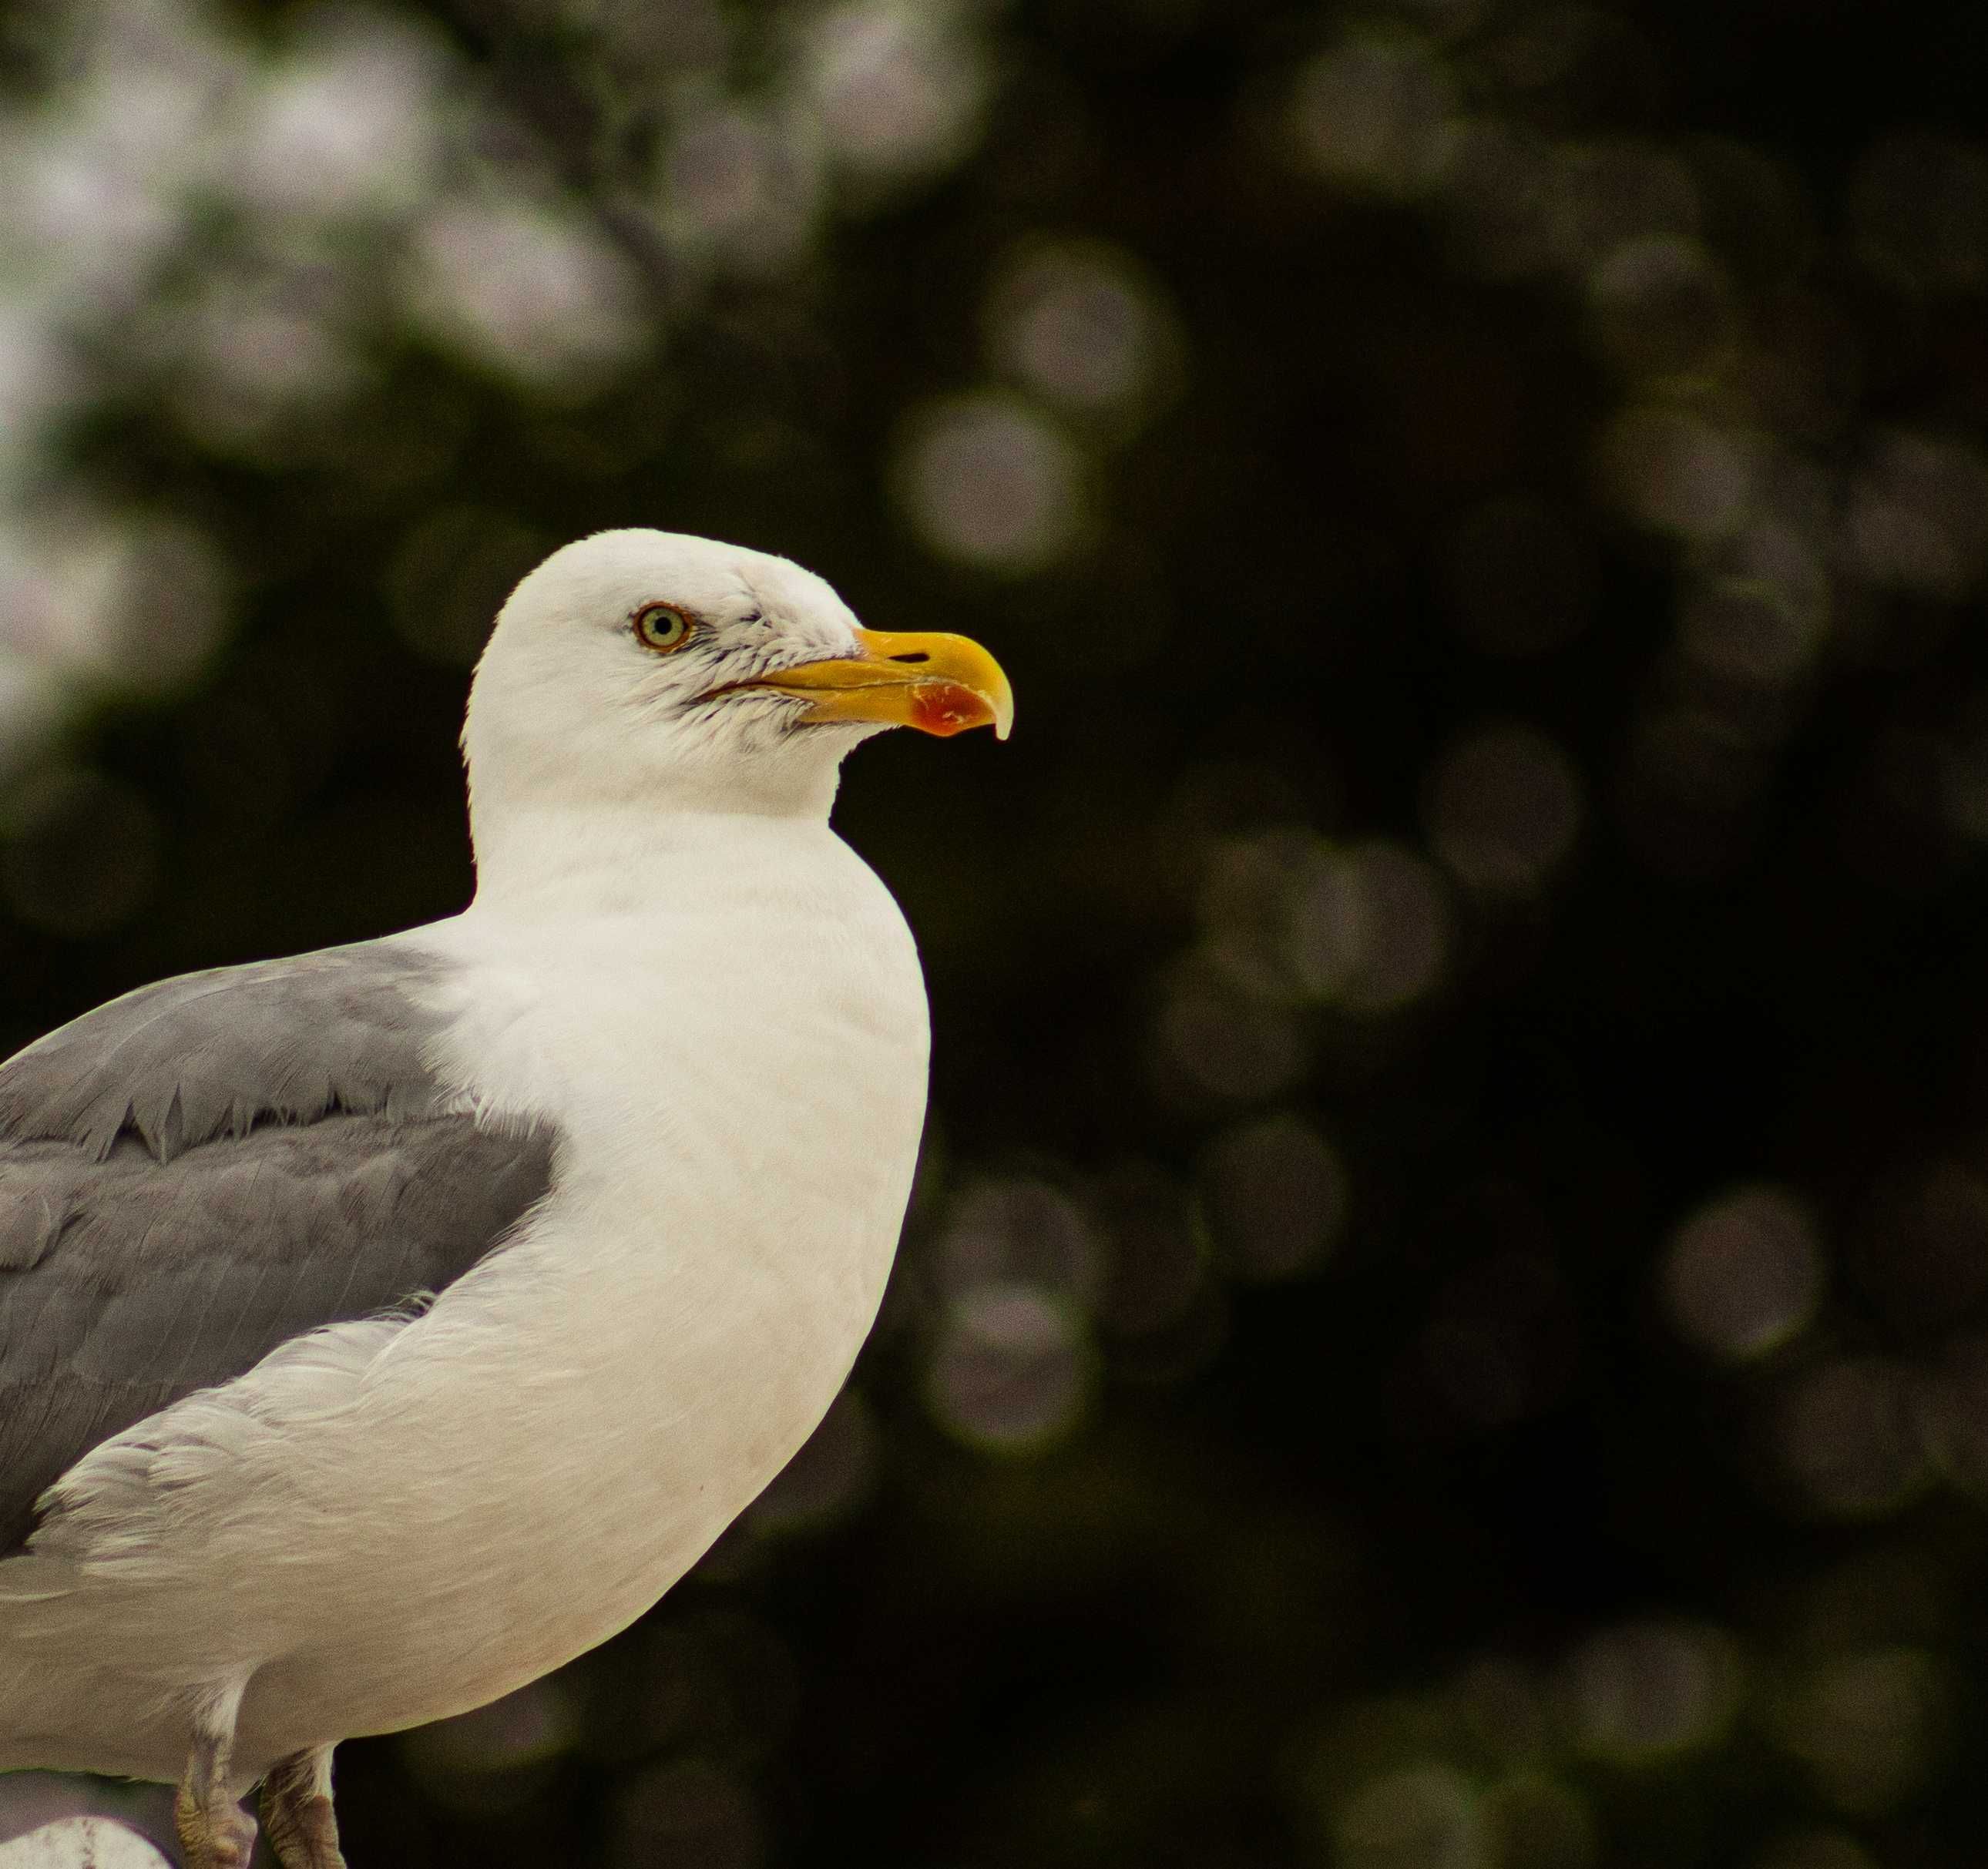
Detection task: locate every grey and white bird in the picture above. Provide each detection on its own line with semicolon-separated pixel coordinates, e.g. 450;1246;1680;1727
0;530;1012;1868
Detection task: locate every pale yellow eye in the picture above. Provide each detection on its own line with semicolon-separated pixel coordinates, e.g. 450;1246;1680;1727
633;602;695;653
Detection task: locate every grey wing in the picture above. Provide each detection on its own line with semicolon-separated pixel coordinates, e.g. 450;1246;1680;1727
0;944;558;1556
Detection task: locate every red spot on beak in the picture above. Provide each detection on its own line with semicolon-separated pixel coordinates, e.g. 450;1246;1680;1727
909;683;996;738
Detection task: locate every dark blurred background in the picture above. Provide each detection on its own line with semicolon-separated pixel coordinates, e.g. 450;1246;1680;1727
5;0;1988;1863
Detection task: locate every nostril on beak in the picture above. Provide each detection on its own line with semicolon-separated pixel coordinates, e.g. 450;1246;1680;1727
888;652;931;665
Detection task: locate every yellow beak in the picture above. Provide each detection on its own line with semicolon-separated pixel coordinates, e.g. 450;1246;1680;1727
734;627;1014;740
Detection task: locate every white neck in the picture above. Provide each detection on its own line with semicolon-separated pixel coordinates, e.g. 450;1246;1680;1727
465;793;861;919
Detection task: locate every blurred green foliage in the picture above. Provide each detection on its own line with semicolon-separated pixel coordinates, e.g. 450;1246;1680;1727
7;0;1988;1864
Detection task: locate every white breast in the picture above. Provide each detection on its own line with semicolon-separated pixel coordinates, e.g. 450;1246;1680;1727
276;818;933;1740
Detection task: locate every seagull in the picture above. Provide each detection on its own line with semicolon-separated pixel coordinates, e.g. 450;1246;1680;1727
0;529;1012;1869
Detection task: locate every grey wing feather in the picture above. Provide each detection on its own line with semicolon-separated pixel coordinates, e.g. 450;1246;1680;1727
0;943;559;1557
0;947;452;1163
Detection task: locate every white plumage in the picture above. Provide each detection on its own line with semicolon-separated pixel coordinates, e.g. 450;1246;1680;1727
0;530;1011;1867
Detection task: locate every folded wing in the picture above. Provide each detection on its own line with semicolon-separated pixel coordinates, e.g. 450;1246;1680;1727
0;945;558;1556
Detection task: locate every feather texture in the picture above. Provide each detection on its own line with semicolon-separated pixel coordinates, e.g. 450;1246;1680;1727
0;947;558;1556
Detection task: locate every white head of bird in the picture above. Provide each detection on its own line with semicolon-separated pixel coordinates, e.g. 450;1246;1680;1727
460;529;1013;882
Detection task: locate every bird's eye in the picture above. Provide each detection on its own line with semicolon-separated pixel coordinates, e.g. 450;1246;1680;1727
633;602;696;653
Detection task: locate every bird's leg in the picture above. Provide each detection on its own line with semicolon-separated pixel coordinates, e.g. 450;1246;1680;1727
173;1682;257;1869
260;1743;348;1869
260;1745;347;1869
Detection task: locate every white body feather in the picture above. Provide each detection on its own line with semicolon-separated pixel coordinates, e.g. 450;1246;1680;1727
0;807;927;1788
